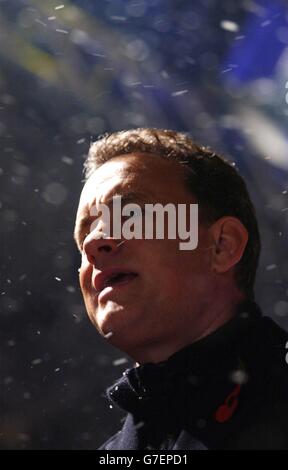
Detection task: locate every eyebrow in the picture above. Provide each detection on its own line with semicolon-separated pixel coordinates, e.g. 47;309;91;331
73;191;149;249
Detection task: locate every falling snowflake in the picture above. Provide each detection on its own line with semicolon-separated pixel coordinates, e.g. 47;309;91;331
220;20;239;33
171;90;189;97
32;358;43;366
35;19;47;27
266;264;277;271
113;357;128;366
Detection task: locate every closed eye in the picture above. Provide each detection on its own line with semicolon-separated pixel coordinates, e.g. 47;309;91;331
122;207;143;219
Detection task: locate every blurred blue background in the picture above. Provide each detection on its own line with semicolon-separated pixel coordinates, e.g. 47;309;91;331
1;0;288;449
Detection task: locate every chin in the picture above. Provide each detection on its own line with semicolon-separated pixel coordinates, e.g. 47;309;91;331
99;306;140;339
96;306;124;333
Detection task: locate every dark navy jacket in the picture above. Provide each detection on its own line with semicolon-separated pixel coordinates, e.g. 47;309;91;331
98;301;288;450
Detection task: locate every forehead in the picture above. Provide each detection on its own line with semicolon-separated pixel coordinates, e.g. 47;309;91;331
78;153;188;210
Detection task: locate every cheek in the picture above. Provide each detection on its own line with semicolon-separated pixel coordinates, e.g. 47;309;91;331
169;252;209;290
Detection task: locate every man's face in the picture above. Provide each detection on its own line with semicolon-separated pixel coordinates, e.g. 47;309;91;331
75;153;216;357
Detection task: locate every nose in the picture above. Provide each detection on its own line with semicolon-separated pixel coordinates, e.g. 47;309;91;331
83;233;122;266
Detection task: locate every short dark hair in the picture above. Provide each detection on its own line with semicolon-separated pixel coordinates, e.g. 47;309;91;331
84;128;261;300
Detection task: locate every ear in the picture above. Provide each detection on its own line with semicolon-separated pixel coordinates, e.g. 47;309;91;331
208;216;248;274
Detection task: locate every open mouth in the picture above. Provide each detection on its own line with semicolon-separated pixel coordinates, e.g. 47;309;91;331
103;272;138;289
93;269;138;295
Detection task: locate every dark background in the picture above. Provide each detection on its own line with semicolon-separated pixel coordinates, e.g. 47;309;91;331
1;0;288;449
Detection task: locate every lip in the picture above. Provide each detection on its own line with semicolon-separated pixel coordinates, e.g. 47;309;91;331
98;275;138;303
92;267;138;296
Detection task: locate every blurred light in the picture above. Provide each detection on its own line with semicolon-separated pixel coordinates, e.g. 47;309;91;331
248;78;277;105
42;182;67;205
13;163;30;177
124;38;150;62
237;107;288;170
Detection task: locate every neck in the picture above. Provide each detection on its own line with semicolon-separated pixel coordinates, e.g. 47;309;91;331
131;291;247;366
